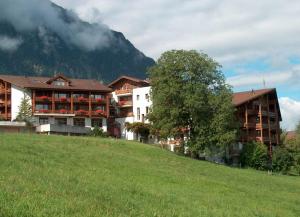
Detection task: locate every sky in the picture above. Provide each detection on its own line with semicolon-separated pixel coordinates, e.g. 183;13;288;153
10;0;300;130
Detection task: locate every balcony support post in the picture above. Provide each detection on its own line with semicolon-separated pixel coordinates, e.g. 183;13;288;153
259;97;263;143
88;91;92;117
71;92;74;113
32;90;36;114
266;94;272;160
4;82;7;120
52;91;55;113
106;93;110;118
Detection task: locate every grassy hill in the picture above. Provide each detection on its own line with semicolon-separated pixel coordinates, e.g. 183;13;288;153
0;134;299;217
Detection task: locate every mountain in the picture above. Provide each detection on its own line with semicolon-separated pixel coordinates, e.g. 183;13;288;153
0;2;155;82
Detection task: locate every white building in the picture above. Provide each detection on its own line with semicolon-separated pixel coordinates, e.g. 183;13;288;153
109;76;151;140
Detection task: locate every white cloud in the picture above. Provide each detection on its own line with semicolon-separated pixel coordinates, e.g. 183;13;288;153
279;97;300;131
0;0;113;51
0;35;23;51
226;65;300;89
53;0;300;64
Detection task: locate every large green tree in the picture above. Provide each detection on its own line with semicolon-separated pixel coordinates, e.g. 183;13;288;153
148;50;237;157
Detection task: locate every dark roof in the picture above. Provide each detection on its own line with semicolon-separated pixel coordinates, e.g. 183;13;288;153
0;74;111;92
108;75;150;87
232;88;276;106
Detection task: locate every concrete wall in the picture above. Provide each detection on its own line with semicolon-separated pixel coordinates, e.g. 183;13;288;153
11;85;31;121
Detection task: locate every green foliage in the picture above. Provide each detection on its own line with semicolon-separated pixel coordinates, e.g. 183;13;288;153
240;142;269;170
272;147;294;174
125;122;151;142
89;126;108;137
148;50;237;157
15;93;34;126
1;134;300;217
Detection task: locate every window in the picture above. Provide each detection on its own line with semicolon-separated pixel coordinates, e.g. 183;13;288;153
136;95;140;100
92;119;102;127
145;94;149;101
39;117;48;125
35;104;50;110
137;107;140;120
146;106;149;114
55;118;67;125
53;81;65;86
54;93;68;99
74;118;85;127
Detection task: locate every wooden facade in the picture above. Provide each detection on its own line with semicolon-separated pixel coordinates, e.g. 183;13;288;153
0;79;11;121
234;89;281;155
109;76;149;118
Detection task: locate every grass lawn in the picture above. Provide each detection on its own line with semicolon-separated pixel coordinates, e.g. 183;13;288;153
0;133;299;217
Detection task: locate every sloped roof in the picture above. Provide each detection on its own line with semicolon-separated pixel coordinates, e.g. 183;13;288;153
0;74;111;92
233;88;282;121
108;75;150;88
232;88;276;106
286;131;296;140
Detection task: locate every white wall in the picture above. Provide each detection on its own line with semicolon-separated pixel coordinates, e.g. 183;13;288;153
11;85;31;121
133;86;152;123
115;116;135;140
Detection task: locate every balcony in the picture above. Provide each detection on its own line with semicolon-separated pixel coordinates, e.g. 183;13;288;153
117;112;134;118
243;123;256;128
247;109;258;115
0;114;11;120
91;98;106;104
118;100;133;107
74;110;89;116
73;97;89;103
255;123;269;129
91;110;107;117
115;89;133;96
55;97;70;103
36;96;52;102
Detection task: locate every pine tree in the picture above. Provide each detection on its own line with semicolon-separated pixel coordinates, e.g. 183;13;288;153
15;93;33;126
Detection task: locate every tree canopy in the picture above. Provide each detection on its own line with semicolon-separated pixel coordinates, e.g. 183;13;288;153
148;50;237;157
15;93;33;126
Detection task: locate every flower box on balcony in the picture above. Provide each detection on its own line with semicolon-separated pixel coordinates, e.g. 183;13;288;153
78;97;88;102
95;110;105;115
76;109;88;115
59;109;68;114
38;96;49;101
118;101;125;106
38;109;49;113
60;97;68;102
96;98;103;103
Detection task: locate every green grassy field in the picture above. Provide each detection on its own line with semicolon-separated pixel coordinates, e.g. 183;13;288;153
0;134;299;217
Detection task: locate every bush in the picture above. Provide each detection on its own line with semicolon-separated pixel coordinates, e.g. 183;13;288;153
240;142;269;170
89;126;108;137
272;147;294;174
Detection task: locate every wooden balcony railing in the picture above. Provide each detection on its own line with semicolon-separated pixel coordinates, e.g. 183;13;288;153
91;98;106;104
115;89;133;95
73;97;89;103
36;96;52;101
118;101;133;107
55;97;70;103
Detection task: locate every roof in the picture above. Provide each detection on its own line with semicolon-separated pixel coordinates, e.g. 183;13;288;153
108;75;150;88
233;88;282;121
232;88;276;106
286;131;296;140
0;74;111;92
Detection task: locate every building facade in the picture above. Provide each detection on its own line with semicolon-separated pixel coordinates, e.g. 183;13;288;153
1;74;282;150
0;74;111;135
233;88;282;155
108;76;151;140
